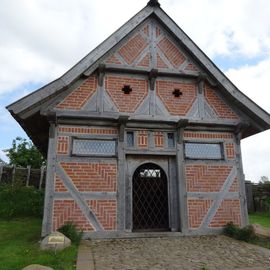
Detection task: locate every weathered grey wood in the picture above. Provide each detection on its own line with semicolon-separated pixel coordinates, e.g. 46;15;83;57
168;157;179;231
54;192;117;200
187;192;240;199
26;165;31;187
200;166;237;229
39;165;45;190
235;133;249;227
176;127;188;233
56;164;103;231
42;123;56;237
117;123;126;231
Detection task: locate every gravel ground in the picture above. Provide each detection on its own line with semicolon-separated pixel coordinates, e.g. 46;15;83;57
89;235;270;270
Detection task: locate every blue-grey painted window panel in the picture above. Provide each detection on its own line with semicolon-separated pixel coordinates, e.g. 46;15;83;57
73;139;116;156
127;132;134;147
185;143;223;159
167;133;175;148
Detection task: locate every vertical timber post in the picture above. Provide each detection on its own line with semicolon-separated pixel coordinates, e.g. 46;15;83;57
26;165;31;187
117;116;128;231
42;121;57;237
176;120;189;234
39;165;45;190
11;166;16;185
235;132;249;227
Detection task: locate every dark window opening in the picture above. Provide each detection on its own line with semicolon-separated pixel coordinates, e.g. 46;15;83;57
167;133;175;148
127;132;134;147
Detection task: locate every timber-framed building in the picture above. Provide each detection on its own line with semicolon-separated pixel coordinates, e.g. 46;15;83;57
7;0;270;238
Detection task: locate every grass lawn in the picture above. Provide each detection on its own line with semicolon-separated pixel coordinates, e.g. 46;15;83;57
0;218;77;270
249;212;270;228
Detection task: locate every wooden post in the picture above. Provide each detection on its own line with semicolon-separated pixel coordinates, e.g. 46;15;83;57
0;164;3;183
26;165;31;187
39;166;45;190
11;166;16;185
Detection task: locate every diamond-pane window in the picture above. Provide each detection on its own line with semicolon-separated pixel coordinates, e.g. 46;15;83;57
185;142;223;159
72;139;116;156
167;133;175;148
127;132;134;147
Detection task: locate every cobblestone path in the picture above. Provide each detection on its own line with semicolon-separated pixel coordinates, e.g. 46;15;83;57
90;235;270;270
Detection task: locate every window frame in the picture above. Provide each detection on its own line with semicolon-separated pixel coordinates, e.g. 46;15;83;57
71;137;117;157
184;141;224;160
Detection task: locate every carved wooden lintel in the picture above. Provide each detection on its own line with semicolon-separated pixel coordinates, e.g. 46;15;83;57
97;64;106;87
149;69;158;90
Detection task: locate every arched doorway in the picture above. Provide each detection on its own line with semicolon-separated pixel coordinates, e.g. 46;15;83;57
132;163;169;231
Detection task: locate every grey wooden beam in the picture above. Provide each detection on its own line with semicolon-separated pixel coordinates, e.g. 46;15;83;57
187;192;239;200
177;127;188;233
56;164;103;231
41;123;57;237
54;192;117;200
235;133;249;227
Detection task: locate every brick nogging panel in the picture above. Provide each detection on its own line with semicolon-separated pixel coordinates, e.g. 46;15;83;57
210;199;241;227
53;199;117;231
205;84;239;120
58;126;118;135
60;162;117;192
158;37;186;68
154;131;164;148
184;131;234;140
186;164;235;192
188;199;213;229
88;200;117;230
105;75;148;113
137;130;148;148
57;136;69;155
118;33;148;65
54;176;68;192
53;200;94;231
56;75;97;110
156;80;197;116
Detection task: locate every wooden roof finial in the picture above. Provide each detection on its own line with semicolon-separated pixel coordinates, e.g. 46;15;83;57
147;0;160;7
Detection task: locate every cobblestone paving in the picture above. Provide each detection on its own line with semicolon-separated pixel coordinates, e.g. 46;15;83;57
90;235;270;270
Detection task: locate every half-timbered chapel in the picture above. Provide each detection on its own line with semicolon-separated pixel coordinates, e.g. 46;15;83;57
7;0;270;238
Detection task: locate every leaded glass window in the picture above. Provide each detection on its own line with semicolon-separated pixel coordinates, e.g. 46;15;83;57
185;142;223;159
127;132;134;147
72;139;116;156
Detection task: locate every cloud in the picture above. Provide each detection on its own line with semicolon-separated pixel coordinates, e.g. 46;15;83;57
1;0;270;96
225;59;270;182
0;150;8;163
166;0;270;58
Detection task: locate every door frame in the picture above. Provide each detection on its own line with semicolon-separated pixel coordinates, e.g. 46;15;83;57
125;155;179;232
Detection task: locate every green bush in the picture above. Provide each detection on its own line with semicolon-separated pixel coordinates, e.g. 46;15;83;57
0;184;44;219
58;221;83;245
224;222;256;242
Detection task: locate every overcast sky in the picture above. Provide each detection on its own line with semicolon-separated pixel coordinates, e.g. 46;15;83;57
0;0;269;182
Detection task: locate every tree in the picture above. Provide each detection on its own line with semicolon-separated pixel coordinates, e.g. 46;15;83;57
4;137;45;168
259;176;269;183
